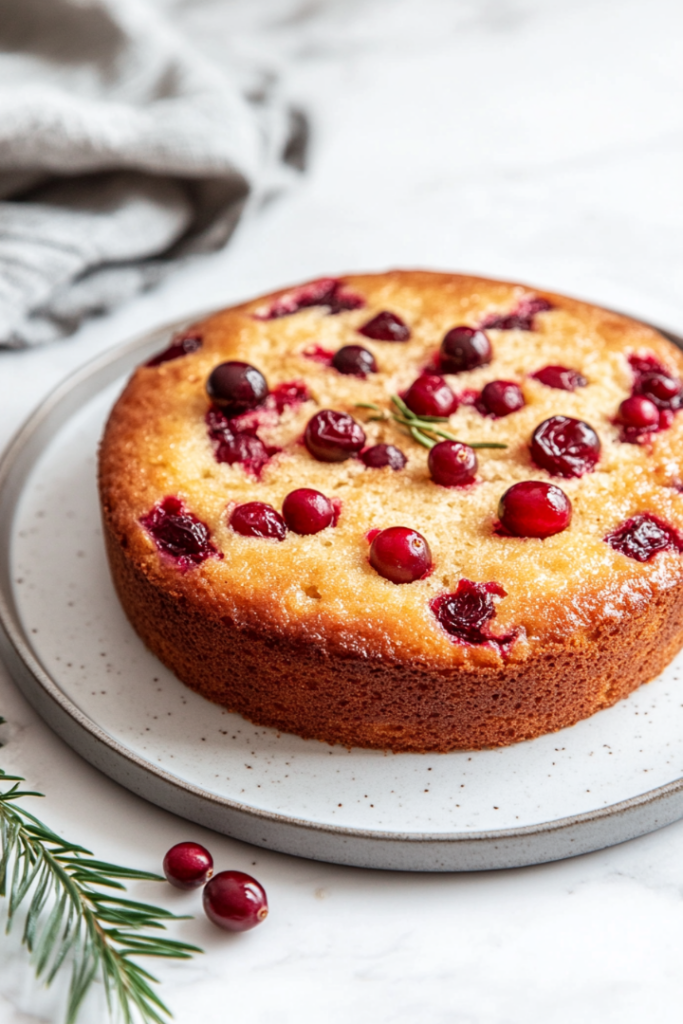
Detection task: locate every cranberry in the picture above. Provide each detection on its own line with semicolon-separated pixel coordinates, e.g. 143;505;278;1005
619;395;660;429
428;441;477;486
369;527;432;584
605;513;683;562
203;871;268;932
481;296;553;331
358;311;410;341
479;380;525;417
216;432;269;466
498;481;572;538
361;444;407;470
432;579;514;648
141;497;219;569
282;488;335;534
440;327;492;373
272;380;309;412
304;410;366;462
404;375;458;417
230;502;287;541
530;416;600;478
635;372;683;410
332;345;377;377
255;278;364;319
302;344;334;365
207;362;268;417
146;333;202;367
532;365;587;391
163;842;213;890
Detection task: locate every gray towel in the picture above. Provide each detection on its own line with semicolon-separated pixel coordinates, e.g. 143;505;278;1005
0;0;304;347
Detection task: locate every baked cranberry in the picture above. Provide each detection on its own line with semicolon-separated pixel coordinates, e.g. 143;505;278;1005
302;344;334;365
635;372;683;410
532;365;587;391
428;441;477;486
530;416;600;478
230;502;287;540
481;296;553;331
304;410;366;462
361;444;407;470
479;380;525;417
498;481;572;538
163;842;213;890
358;311;410;341
141;497;219;569
207;362;268;417
619;395;660;429
203;871;268;932
440;327;492;373
605;513;683;562
404;375;458;417
332;345;377;377
282;489;335;534
432;579;514;648
272;380;309;412
255;278;364;319
369;527;432;584
216;432;269;466
146;334;202;367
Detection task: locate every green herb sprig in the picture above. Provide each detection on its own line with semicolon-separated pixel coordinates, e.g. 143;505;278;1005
0;757;202;1024
355;396;508;451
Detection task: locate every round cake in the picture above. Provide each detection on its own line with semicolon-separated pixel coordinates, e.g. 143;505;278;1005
98;271;683;752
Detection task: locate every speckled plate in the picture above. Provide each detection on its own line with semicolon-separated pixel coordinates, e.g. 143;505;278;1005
3;315;683;872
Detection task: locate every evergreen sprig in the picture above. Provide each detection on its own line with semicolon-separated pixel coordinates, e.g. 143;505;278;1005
0;755;202;1024
355;396;508;451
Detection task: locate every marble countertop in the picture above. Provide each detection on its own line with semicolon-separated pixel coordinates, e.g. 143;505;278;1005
2;0;683;1020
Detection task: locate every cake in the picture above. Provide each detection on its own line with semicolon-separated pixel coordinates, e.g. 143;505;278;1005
98;271;683;752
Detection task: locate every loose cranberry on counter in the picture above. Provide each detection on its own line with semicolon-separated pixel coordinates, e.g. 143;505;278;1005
282;489;335;534
532;365;587;391
304;410;366;462
440;327;492;373
207;362;269;417
369;527;432;584
141;497;220;568
619;395;660;430
428;441;477;487
479;380;525;417
358;311;410;341
498;481;572;538
530;415;600;478
361;444;407;470
146;334;202;367
331;345;377;377
404;375;458;417
230;502;287;540
635;372;683;410
604;513;683;562
163;842;213;890
203;871;268;932
432;579;514;648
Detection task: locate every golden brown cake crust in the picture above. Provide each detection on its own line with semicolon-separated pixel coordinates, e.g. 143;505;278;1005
98;270;683;751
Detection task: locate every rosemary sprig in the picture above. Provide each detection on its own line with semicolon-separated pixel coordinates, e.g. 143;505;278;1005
0;763;202;1024
354;397;508;451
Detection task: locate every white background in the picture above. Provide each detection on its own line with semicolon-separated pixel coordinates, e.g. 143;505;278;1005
2;0;683;1021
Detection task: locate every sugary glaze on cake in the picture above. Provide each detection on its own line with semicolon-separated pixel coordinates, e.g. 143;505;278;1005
99;271;683;750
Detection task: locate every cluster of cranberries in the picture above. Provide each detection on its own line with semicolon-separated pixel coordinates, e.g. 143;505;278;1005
616;354;683;443
231;488;337;541
163;842;268;932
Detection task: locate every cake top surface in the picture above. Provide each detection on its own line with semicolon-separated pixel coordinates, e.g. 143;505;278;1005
99;270;683;667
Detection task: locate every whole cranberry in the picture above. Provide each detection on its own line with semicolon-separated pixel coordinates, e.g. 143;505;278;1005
216;432;269;466
619;395;660;429
304;410;366;462
163;842;213;890
532;365;587;391
361;444;407;470
479;380;525;417
331;345;377;377
282;488;335;534
498;481;572;538
203;870;268;932
369;527;432;584
358;311;410;341
207;362;268;417
428;441;477;486
440;327;492;373
404;375;458;417
147;334;202;367
636;372;683;409
230;502;287;540
530;416;600;478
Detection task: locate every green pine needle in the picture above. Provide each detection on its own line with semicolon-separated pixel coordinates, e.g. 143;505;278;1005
0;765;203;1024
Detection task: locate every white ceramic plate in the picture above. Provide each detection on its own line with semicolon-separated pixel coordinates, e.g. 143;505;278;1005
3;317;683;872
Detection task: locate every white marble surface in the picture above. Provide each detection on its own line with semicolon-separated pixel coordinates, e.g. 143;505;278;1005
2;0;683;1020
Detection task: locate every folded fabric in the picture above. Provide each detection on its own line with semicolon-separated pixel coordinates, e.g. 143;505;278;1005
0;0;303;347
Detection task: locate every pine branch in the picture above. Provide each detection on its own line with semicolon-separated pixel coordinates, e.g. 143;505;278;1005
0;765;202;1024
354;398;508;450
